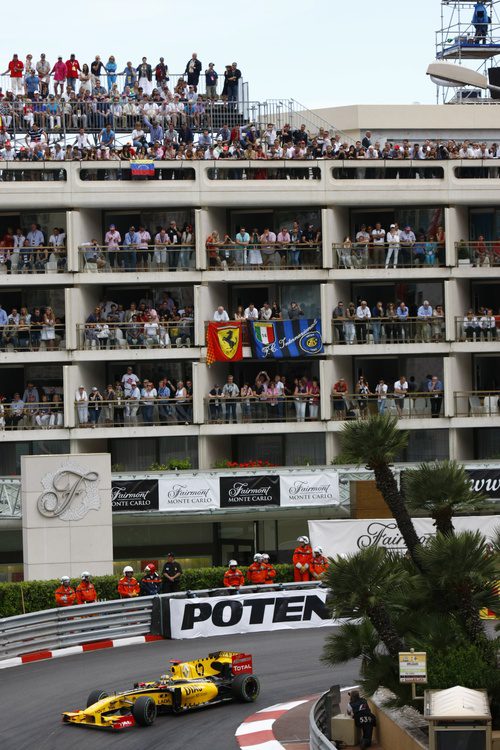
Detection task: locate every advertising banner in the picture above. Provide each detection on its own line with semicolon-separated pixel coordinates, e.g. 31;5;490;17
169;588;335;639
467;469;500;501
159;476;219;512
248;319;324;359
309;516;499;558
111;479;159;512
219;475;281;508
280;472;340;507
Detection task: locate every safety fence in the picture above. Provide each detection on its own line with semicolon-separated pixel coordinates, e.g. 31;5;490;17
74;397;193;427
205;395;321;424
77;321;193;349
0;581;321;659
332;316;446;344
455;240;500;266
78;243;195;272
310;691;340;750
455;315;499;341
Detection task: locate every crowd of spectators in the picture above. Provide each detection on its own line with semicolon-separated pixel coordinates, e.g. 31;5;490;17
337;221;446;269
213;300;305;323
74;367;193;427
83;296;194;349
332;298;445;344
0;382;63;430
332;373;444;419
208;371;320;423
460;235;500;266
82;221;194;272
0;225;66;272
0;303;64;349
462;307;499;340
207;224;321;269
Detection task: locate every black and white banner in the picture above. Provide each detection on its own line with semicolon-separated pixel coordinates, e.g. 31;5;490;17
309;516;499;558
159;476;219;512
169;588;336;639
281;473;340;507
468;469;500;502
111;480;159;511
220;475;281;508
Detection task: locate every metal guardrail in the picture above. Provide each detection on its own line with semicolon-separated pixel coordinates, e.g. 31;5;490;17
310;692;338;750
0;581;321;659
0;596;155;658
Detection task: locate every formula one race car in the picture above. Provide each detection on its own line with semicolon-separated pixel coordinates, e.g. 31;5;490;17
62;651;260;731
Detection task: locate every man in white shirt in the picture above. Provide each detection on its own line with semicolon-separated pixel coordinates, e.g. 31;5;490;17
355;300;371;344
393;375;408;417
244;303;259;321
137;225;151;270
416;300;433;343
385;224;400;268
214;306;229;322
74;127;92;152
121;366;140;397
375;379;388;414
222;375;240;423
371;222;385;268
259;302;272;321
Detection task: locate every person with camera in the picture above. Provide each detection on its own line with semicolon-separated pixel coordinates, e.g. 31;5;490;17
347;690;377;748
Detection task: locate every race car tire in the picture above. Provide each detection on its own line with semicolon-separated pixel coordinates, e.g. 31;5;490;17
132;695;157;727
86;689;108;708
231;674;261;703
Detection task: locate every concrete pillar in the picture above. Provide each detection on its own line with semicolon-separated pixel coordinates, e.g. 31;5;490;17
445;206;468;266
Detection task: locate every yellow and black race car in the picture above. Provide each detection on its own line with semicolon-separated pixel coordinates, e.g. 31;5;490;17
62;651;260;731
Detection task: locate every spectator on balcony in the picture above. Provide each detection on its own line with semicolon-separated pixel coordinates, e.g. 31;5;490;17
136;57;153;95
75;385;88;425
65;54;80;91
416;300;433;343
41;307;57;350
88;386;103;427
35;53;50;97
174;380;189;424
354;224;370;268
260;228;279;268
432;304;445;342
344;302;357;344
375;379;388;414
2;54;24;95
479;308;496;340
393;375;408;417
122;366;140;398
332;301;345;343
144;310;160;347
246;229;263;267
308;377;320;419
227;62;241;105
332;378;348;419
371;222;386;267
123;225;139;272
99;123;115;150
51;56;66;96
355;376;371;418
209;383;223;422
463;309;480;340
244;302;258;321
101;384;115;425
222;374;239;423
259;302;272;321
371;301;384;344
399;225;416;267
136;225;151;271
214;305;229;322
294;377;309;422
355;300;371;344
234;226;250;267
234;305;245;321
185;52;202;90
424;235;438;266
385;224;400;268
473;235;490;267
396;301;409;342
141;379;157;424
428;376;443;418
288;301;304;320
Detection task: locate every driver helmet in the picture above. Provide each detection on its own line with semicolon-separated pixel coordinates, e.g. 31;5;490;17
81;571;91;579
228;559;238;568
61;575;70;584
313;546;323;555
262;553;270;561
253;553;263;562
123;565;134;575
297;535;309;545
144;563;156;573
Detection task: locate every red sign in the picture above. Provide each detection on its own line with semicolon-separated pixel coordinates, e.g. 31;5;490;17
232;653;253;675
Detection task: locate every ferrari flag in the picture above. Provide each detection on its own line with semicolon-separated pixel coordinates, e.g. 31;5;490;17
249;319;324;359
130;159;155;176
206;322;244;365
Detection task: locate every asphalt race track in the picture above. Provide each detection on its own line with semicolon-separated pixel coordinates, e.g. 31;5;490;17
0;627;360;750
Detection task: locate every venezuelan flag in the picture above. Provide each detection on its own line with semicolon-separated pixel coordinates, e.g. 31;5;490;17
130;160;155;177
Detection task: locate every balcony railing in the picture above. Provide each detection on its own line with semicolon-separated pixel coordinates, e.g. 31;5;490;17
455;315;499;342
454;391;500;417
0;323;66;351
206;165;321;180
0;246;67;273
79;166;196;181
455;241;500;267
331;392;443;419
206;241;322;270
74;397;193;427
78;244;195;272
205;394;320;423
333;242;446;269
77;321;194;350
332;316;446;344
331;162;445;180
0;167;67;182
1;401;64;430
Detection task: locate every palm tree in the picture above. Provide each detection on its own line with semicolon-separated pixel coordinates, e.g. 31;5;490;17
324;547;407;658
415;530;499;649
403;460;481;536
339;414;422;563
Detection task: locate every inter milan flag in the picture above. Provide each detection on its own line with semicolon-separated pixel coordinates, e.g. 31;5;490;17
130;159;155;177
206;322;244;365
249;319;324;359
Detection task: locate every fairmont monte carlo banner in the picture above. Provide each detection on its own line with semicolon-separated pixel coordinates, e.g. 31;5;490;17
111;471;341;513
248;319;324;359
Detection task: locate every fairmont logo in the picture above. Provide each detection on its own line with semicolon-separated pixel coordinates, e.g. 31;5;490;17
357;521;433;551
220;475;280;508
111;480;159;511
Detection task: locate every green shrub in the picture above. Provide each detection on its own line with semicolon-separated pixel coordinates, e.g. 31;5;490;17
0;564;295;618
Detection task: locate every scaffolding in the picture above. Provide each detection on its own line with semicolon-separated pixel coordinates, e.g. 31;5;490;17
435;1;500;101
